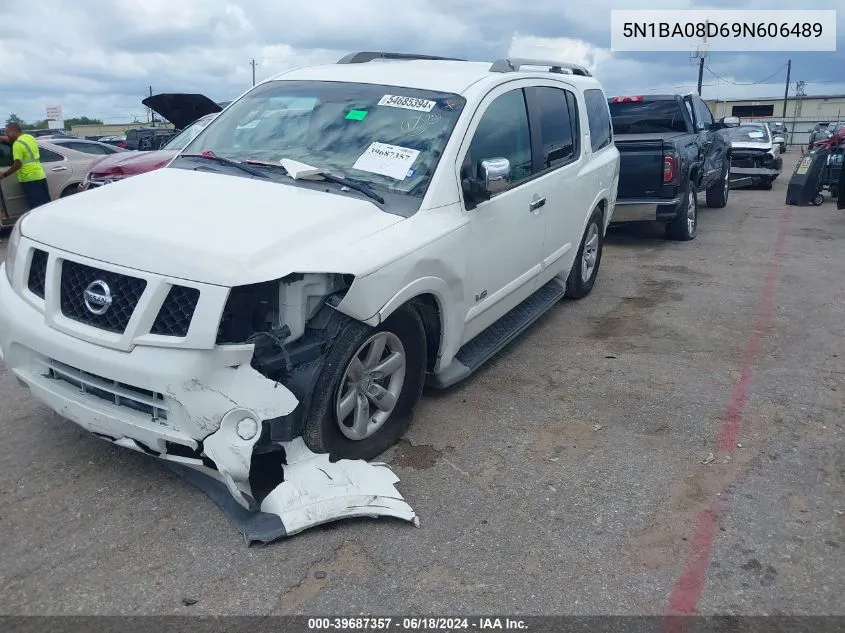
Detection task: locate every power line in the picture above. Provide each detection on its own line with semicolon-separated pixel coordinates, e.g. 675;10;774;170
704;63;788;86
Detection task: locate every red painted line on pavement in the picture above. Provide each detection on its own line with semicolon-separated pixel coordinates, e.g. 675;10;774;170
665;204;795;620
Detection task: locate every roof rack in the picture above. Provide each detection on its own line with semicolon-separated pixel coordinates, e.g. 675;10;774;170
489;58;592;76
337;51;466;64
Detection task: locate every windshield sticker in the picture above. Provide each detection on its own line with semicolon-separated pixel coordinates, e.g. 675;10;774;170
353;142;420;180
378;95;436;112
345;109;369;121
405;167;416;179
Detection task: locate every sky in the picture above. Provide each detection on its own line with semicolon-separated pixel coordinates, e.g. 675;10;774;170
0;0;842;125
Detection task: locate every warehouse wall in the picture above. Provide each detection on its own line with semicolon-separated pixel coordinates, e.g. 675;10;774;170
70;123;174;137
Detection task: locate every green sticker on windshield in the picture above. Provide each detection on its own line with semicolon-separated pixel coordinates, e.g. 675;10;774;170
345;109;368;121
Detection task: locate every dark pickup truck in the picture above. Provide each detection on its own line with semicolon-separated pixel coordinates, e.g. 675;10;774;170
608;94;739;240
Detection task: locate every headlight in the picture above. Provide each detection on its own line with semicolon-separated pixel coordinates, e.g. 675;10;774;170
4;212;27;286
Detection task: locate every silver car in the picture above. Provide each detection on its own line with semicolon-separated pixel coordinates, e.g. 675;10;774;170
0;140;128;228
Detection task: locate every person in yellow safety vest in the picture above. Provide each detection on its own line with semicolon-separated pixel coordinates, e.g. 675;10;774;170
0;122;52;209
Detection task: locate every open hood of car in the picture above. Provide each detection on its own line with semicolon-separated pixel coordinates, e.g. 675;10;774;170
141;93;223;129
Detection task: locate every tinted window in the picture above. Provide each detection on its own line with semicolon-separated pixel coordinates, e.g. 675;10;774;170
584;88;612;152
465;89;532;186
694;99;714;128
60;141;111;155
608;100;689;134
529;87;577;168
38;147;64;162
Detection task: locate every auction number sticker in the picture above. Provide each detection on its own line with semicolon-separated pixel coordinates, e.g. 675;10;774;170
796;156;812;175
378;94;436;112
353;141;420;180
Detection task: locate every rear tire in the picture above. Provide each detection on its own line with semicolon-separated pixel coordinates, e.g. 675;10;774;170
60;185;79;198
759;180;773;190
666;186;698;241
566;207;604;299
706;162;730;208
302;306;426;461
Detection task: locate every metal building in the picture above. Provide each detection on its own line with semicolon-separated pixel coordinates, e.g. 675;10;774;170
705;94;845;148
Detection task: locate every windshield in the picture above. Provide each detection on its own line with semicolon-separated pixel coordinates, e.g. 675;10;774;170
181;80;466;206
725;125;770;143
608;100;690;134
164;113;217;150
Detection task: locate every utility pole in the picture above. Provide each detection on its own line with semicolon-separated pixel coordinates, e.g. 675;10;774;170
695;21;709;96
781;59;791;118
250;59;257;87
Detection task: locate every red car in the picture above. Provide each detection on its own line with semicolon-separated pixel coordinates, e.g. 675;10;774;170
80;94;222;190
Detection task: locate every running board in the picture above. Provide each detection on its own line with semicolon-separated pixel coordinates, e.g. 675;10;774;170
427;278;567;389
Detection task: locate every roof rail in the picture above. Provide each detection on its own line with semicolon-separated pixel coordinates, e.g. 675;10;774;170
337;51;466;64
489;58;592;76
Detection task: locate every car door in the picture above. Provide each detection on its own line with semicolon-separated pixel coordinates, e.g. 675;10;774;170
458;84;547;340
38;145;76;199
693;97;722;189
0;142;29;223
523;83;591;279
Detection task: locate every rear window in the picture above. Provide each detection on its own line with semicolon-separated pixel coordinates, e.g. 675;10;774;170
584;89;612;151
608;100;690;135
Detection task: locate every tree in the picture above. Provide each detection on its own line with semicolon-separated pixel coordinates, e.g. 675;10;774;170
5;113;26;127
29;119;49;129
63;116;104;131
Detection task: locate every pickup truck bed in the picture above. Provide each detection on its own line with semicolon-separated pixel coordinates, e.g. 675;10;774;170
608;94;735;241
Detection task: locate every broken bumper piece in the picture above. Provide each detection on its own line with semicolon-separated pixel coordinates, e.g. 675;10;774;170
172;438;419;544
0;271;417;542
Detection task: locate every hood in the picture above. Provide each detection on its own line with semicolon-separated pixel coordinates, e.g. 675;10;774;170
22;168;404;286
141;93;223;129
88;150;179;178
730;141;774;151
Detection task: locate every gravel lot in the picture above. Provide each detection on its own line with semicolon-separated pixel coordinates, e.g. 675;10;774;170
1;152;843;615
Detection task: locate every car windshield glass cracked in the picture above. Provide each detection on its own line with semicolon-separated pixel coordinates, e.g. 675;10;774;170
183;80;465;199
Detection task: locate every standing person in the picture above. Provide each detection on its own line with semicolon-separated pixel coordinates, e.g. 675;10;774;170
0;123;51;209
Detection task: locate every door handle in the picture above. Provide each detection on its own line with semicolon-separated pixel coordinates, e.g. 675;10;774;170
529;196;546;212
51;166;68;171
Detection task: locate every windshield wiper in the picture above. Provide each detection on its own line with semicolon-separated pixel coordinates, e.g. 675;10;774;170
181;152;268;179
245;158;386;205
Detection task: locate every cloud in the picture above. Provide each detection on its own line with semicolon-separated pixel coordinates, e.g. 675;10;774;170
0;0;842;125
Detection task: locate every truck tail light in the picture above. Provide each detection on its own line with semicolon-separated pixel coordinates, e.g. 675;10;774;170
612;96;644;103
663;154;679;183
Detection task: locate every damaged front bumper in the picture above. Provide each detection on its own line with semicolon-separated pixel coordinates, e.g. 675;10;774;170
730;149;782;180
0;246;417;542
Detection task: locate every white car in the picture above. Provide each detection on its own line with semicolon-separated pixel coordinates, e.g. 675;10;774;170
0;52;619;515
726;122;783;189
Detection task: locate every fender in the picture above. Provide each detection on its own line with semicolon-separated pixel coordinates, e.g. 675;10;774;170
367;276;460;373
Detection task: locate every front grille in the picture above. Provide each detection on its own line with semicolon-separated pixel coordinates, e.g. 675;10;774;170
151;285;200;337
39;357;168;421
60;260;147;333
27;249;48;298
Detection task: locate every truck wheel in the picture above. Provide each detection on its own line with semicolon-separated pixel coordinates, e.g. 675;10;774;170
302;306;426;460
666;186;697;241
566;207;604;299
706;162;730;208
759;180;773;190
813;193;824;206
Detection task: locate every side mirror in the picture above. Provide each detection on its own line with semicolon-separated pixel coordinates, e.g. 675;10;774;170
480;157;511;196
720;116;740;128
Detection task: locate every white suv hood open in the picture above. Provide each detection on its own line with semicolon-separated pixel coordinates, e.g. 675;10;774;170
21;168;403;286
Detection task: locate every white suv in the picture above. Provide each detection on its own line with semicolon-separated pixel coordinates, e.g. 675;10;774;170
0;52;619;511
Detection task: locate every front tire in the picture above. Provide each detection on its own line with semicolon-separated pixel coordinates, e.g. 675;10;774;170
302;306;426;460
706;162;730;208
566;207;604;299
666;186;698;241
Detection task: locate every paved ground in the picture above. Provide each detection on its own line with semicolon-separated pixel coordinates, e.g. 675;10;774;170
1;153;843;615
